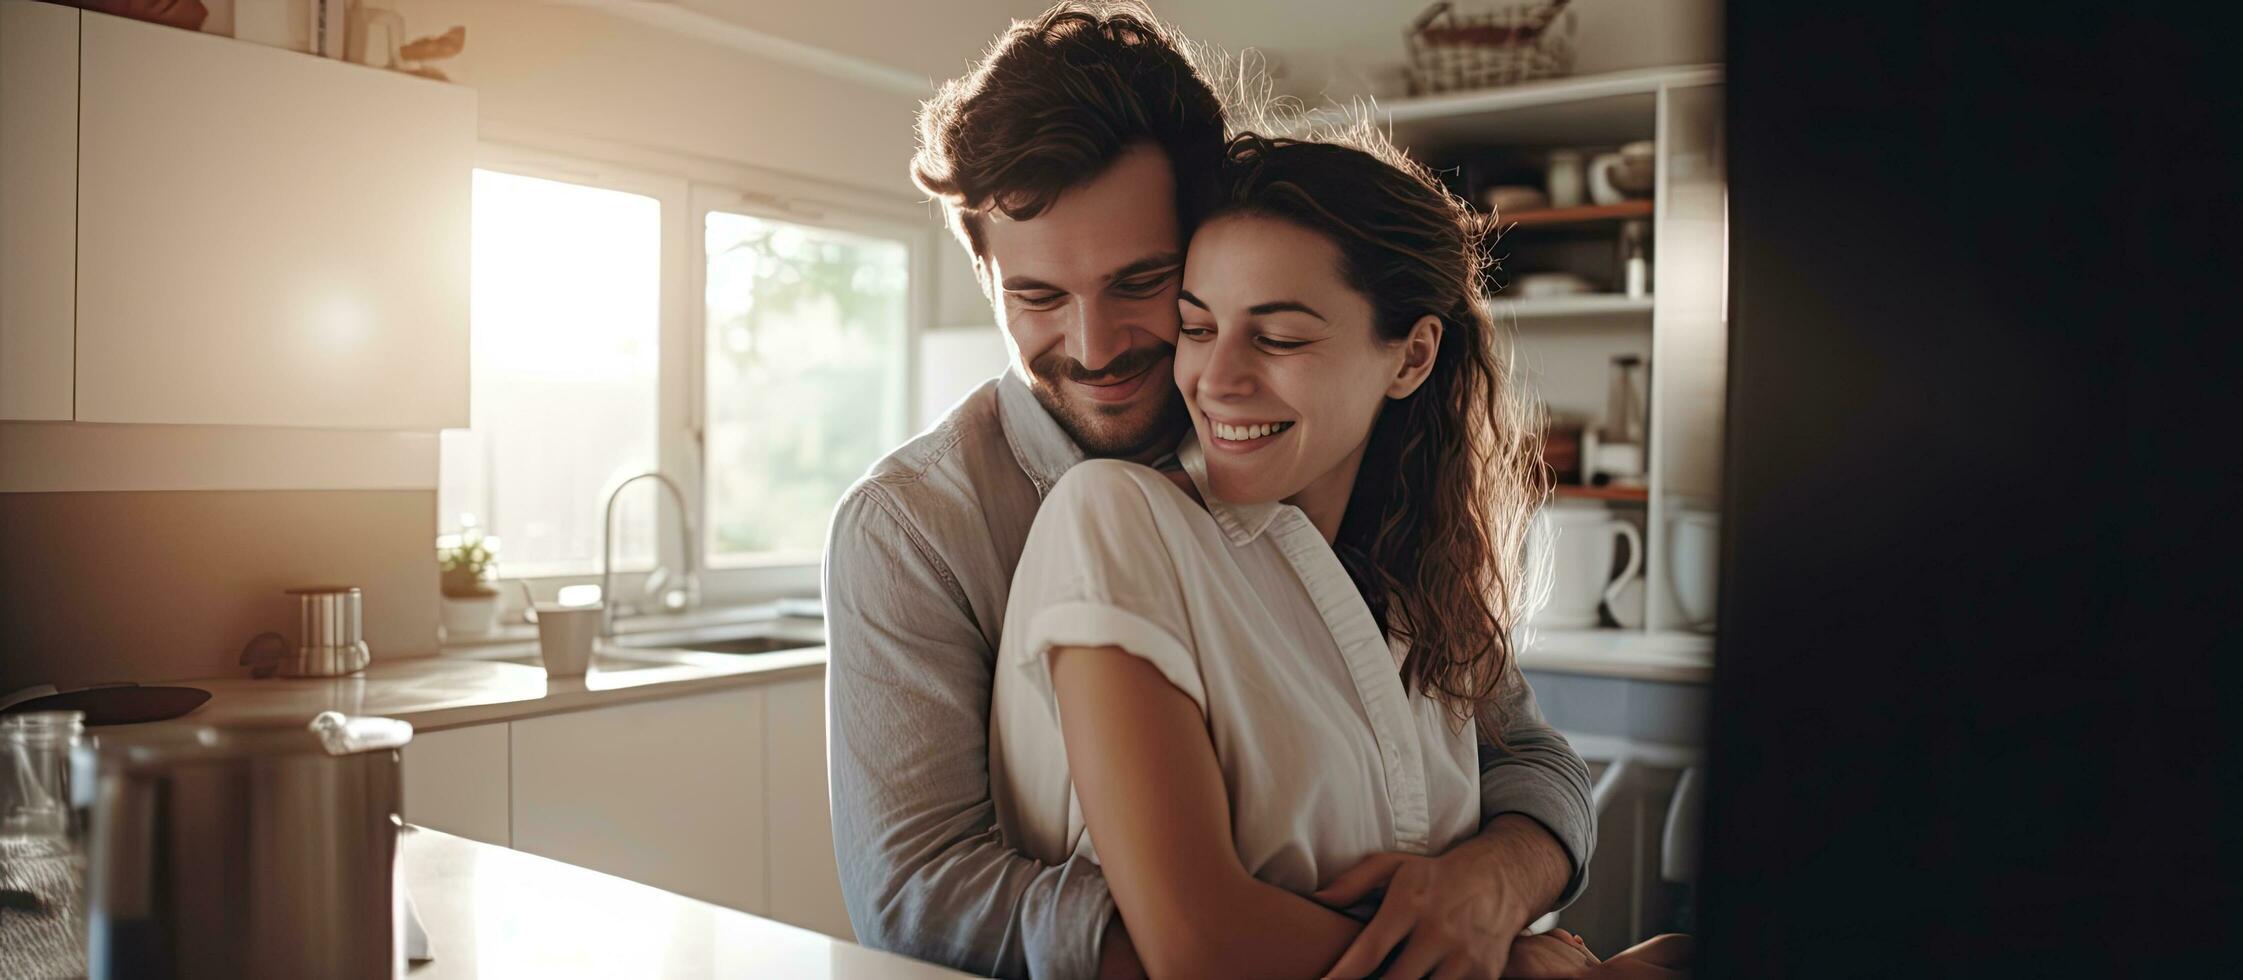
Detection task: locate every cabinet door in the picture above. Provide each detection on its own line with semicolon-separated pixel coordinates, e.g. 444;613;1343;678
72;12;472;429
400;723;512;847
511;688;769;914
0;0;78;421
764;675;853;940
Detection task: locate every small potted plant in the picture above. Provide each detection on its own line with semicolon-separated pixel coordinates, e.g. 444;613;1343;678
436;517;502;638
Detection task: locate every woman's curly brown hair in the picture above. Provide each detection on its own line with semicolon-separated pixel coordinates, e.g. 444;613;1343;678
1212;133;1551;741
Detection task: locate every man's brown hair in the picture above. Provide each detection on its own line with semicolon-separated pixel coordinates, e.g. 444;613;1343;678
911;1;1225;278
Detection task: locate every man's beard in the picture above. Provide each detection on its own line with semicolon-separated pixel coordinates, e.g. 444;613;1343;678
1025;344;1189;459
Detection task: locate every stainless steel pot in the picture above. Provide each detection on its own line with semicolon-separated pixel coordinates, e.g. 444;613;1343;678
86;711;411;979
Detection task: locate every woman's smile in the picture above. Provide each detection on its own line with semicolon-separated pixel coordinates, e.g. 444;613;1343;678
1205;416;1296;449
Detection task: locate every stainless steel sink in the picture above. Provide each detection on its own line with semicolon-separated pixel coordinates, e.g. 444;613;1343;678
611;621;825;657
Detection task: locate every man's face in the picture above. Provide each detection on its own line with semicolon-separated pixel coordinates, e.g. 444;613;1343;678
978;142;1190;460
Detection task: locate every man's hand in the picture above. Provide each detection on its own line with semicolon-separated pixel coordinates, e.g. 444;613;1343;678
1311;814;1572;980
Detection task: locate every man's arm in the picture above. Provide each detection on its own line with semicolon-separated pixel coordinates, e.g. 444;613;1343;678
1476;660;1597;904
823;485;1120;979
1315;663;1596;977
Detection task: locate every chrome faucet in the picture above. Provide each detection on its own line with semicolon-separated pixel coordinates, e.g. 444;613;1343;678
599;471;700;638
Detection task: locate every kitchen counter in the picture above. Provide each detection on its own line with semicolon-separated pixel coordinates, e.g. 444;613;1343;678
1517;628;1714;684
401;825;970;979
98;609;831;740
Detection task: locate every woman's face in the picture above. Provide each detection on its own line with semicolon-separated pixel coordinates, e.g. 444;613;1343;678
1174;213;1433;511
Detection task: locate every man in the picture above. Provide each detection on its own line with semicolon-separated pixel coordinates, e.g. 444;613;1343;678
823;4;1596;977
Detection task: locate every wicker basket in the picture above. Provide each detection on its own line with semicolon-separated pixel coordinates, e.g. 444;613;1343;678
1404;0;1576;95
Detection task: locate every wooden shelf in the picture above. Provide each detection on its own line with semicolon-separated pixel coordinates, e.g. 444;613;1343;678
1499;199;1654;228
1490;294;1652;319
1555;484;1649;502
1294;65;1722;147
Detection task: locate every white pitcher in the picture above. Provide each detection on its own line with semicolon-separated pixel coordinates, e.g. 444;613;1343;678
1526;504;1643;630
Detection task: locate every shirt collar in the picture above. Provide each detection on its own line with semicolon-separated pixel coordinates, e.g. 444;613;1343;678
997;367;1087;497
1178;434;1286;546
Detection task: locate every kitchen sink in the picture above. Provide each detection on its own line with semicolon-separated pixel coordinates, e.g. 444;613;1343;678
610;620;826;657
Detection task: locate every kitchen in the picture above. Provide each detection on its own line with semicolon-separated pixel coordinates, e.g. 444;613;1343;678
0;1;2225;978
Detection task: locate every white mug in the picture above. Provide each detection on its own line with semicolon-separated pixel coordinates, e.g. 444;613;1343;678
1545;150;1585;209
1667;509;1720;631
534;604;603;677
1526;505;1643;630
1586;152;1630;205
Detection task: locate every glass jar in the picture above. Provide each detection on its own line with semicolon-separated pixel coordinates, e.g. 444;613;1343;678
0;710;89;978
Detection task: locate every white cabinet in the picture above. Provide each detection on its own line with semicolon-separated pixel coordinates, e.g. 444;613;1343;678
510;688;771;914
0;4;473;429
763;677;852;940
72;10;472;429
401;722;512;847
0;0;78;421
395;676;852;930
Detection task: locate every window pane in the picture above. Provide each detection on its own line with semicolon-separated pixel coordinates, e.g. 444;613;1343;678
704;211;908;563
438;170;661;577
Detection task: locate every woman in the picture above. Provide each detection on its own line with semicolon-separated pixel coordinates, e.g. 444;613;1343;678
989;131;1554;977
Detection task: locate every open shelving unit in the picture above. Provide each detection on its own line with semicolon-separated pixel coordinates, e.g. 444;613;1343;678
1326;66;1728;647
1491;294;1653;319
1498;199;1655;228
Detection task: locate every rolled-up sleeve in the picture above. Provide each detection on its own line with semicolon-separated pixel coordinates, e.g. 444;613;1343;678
823;483;1117;979
1476;664;1598;908
1008;461;1208;720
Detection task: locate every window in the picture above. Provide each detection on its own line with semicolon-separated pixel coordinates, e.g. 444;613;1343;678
702;210;911;566
438;148;923;598
439;169;662;577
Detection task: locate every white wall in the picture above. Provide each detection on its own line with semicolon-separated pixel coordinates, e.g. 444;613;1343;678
382;0;932;199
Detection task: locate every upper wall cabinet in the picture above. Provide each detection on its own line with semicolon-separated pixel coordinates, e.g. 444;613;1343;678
0;0;79;421
2;3;475;429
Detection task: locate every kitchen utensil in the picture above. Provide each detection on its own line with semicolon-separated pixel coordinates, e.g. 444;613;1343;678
1526;504;1643;629
1591;441;1645;484
346;3;405;68
0;711;88;979
1544;149;1585;208
1615;140;1657;192
1606;574;1647;629
535;604;602;676
2;711;82;849
1620;219;1651;299
1599;354;1645;446
1513;271;1593;298
1668;507;1720;631
0;684;210;726
240;586;372;678
1482;184;1548;216
1588;141;1656;204
86;711;411;979
1541;411;1588;485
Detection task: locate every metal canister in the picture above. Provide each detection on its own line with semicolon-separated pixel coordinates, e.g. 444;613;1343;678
286;586;371;677
86;712;411;979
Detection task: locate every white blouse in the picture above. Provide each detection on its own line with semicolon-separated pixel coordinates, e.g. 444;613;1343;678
988;437;1482;895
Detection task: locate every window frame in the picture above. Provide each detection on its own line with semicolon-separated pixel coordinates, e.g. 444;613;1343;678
463;141;934;613
688;185;929;583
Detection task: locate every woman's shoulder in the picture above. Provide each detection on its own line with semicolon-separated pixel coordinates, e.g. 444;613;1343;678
1044;458;1196;520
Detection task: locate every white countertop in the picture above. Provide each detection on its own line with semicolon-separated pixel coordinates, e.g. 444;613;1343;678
101;610;830;739
1516;628;1715;683
401;826;970;979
